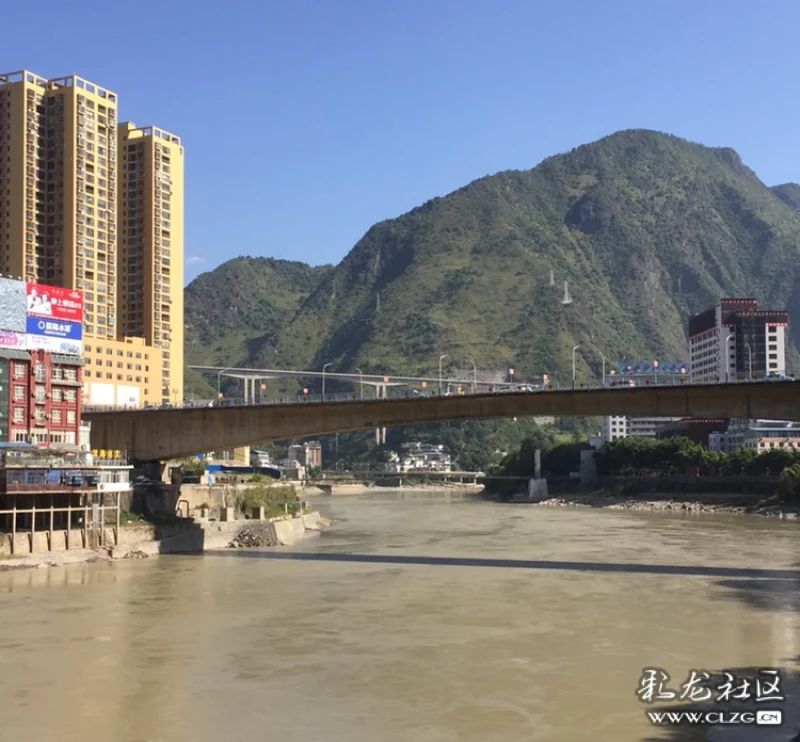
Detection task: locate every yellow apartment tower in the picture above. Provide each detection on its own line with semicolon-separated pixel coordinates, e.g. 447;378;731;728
0;70;183;406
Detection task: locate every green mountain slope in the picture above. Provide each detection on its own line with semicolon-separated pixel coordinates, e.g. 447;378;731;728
257;129;800;381
772;183;800;212
184;256;333;371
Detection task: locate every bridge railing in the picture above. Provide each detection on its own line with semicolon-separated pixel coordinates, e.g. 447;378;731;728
81;375;792;413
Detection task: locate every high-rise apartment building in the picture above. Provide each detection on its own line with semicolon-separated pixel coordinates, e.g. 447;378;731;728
688;298;787;383
0;70;183;406
118;123;183;401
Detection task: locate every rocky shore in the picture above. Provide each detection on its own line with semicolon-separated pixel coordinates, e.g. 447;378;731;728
526;491;800;519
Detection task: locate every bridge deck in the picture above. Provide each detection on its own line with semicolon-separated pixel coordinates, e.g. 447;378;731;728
83;382;800;461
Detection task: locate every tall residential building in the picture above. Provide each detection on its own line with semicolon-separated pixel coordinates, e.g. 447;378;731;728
118;123;184;402
688;298;787;383
0;70;183;406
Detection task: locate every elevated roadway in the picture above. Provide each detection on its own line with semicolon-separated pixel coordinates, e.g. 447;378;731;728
83;381;800;462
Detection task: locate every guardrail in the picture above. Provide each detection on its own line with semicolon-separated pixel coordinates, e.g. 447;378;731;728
81;376;796;414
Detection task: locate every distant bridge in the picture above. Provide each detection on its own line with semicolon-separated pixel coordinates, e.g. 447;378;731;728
83;381;799;462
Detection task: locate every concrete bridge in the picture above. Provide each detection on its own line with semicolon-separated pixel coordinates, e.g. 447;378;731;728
83;381;800;462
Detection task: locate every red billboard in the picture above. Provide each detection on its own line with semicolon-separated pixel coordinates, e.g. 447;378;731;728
26;282;83;322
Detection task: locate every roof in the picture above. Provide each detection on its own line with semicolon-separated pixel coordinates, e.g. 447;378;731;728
51;354;85;365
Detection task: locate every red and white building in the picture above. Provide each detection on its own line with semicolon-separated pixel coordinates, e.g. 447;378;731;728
688;298;788;383
1;349;84;446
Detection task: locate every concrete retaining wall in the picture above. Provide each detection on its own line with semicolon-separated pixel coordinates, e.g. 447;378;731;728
272;517;307;545
111;512;323;557
0;511;325;563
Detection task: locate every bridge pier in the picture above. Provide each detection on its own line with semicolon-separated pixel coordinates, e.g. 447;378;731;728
137;459;167;482
375;384;387;444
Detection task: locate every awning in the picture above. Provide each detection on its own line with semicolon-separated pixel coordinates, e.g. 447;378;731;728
0;350;31;361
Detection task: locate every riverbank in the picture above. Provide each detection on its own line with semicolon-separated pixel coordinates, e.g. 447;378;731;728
0;512;333;572
509;490;800;519
300;482;484;497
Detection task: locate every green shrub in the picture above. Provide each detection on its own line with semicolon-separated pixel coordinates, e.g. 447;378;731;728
235;484;300;518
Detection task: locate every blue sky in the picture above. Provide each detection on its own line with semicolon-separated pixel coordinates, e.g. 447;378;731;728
3;0;800;283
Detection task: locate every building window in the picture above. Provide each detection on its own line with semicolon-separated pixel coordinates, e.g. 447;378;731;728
67;410;76;424
34;385;45;403
52;409;62;423
12;407;24;422
13;385;25;401
64;368;77;382
52;388;62;402
13;363;25;379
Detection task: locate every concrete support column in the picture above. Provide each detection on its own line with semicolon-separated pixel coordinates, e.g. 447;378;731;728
375;383;381;444
380;385;387;444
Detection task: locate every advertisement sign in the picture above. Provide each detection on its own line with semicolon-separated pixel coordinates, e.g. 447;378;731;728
0;331;26;350
0;277;26;333
26;315;81;340
26;283;83;323
25;333;82;356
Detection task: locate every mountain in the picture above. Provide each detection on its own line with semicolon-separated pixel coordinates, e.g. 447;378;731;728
772;183;800;212
252;129;800;380
183;257;332;392
185;129;800;390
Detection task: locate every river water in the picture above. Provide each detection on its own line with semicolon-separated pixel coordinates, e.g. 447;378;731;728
1;491;800;742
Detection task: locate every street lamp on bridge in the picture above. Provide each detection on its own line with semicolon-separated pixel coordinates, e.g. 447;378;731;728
438;354;448;396
354;367;364;399
725;334;734;382
217;368;233;401
322;362;333;400
572;345;580;387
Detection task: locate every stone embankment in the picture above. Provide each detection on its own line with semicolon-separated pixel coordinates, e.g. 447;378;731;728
0;513;333;571
524;492;800;520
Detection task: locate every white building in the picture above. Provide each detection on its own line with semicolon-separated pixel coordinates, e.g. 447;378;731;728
250;449;272;467
712;419;800;453
688;299;787;383
386;443;453;472
601;415;682;443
